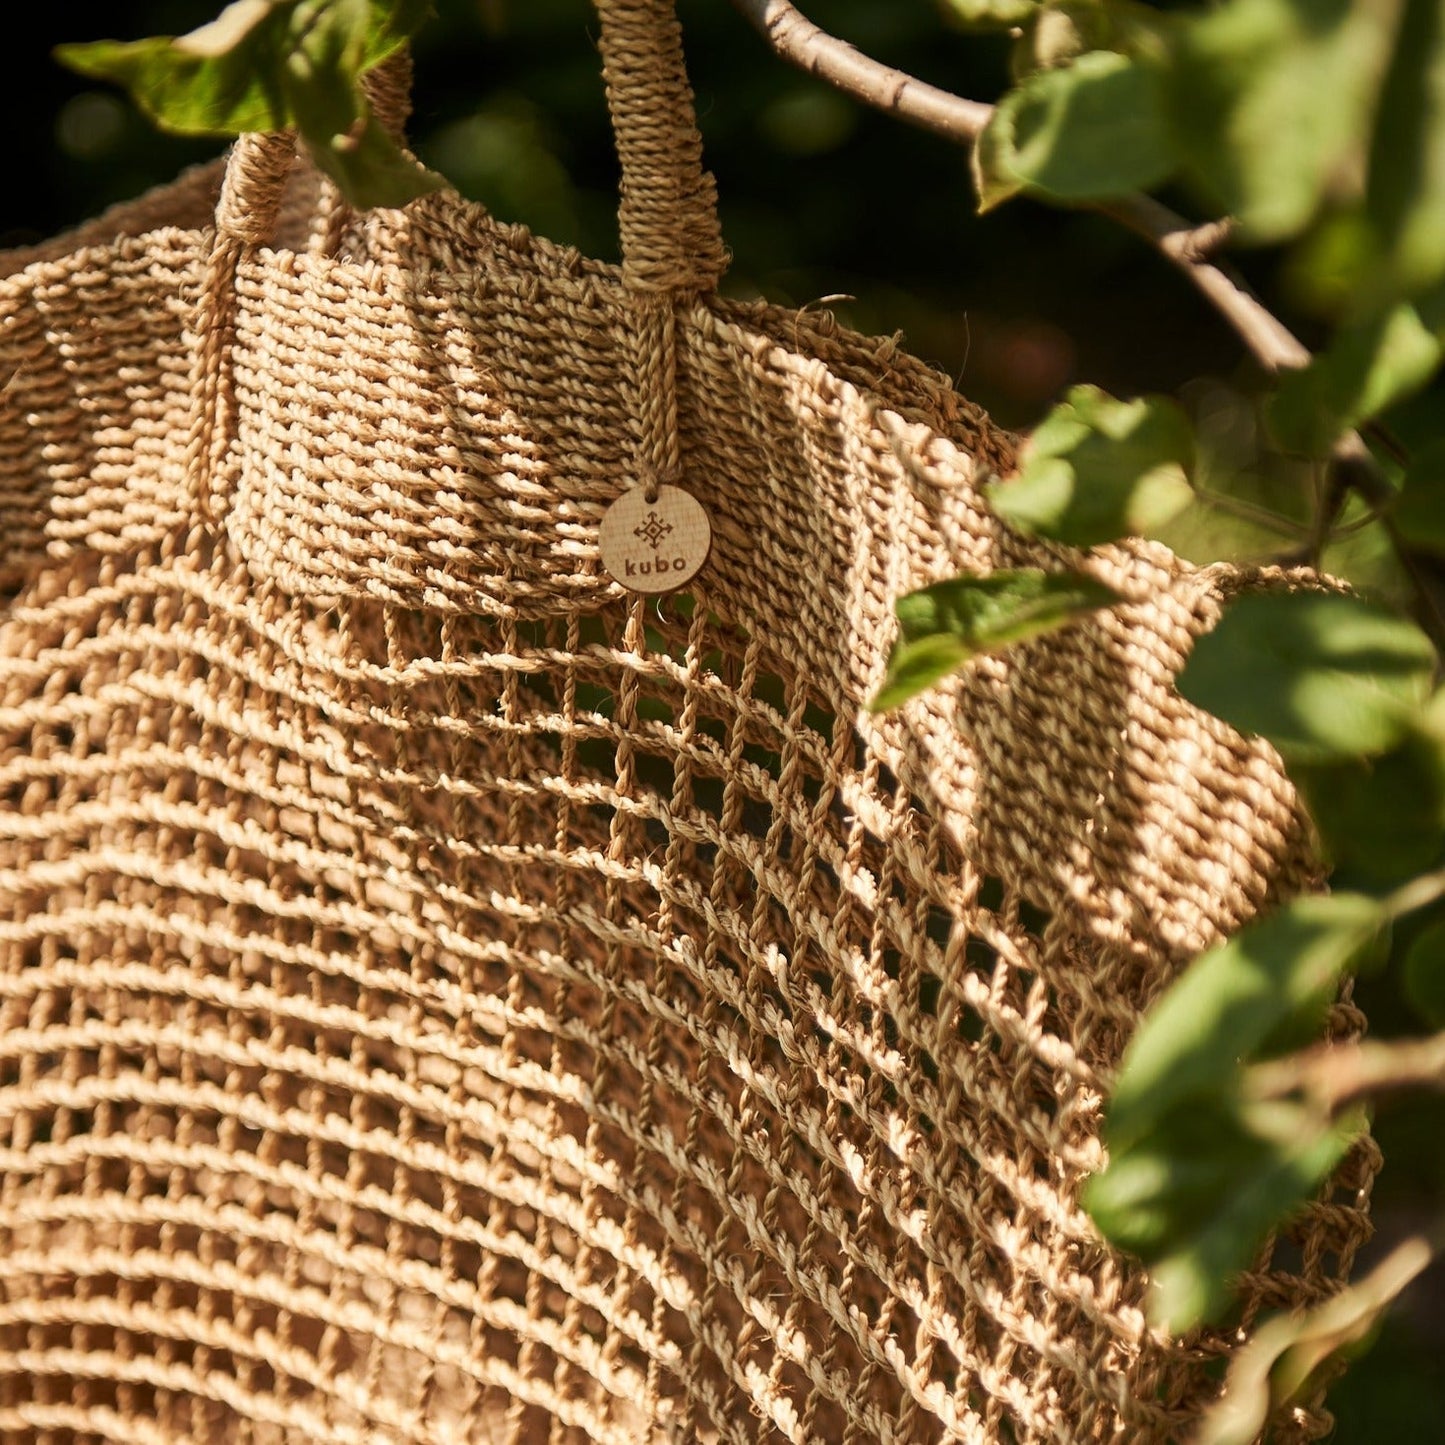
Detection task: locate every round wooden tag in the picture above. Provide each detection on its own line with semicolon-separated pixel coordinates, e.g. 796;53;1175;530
599;484;712;594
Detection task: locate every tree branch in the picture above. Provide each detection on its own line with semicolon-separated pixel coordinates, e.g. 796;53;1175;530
723;0;1311;376
724;0;994;141
1249;1034;1445;1114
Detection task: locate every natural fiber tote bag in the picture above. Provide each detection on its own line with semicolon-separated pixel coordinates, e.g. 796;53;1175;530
0;2;1376;1441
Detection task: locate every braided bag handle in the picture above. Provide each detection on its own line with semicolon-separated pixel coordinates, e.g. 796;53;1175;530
597;0;726;293
208;1;722;286
189;1;724;516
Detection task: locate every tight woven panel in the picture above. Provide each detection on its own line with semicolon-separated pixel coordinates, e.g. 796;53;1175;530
0;9;1377;1442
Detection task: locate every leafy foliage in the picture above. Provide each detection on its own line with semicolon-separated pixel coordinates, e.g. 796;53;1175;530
1157;0;1402;244
1268;305;1444;456
57;0;441;208
870;569;1118;710
987;384;1194;544
973;51;1173;208
1392;441;1445;554
929;0;1445;1380
1178;591;1437;763
1085;893;1387;1328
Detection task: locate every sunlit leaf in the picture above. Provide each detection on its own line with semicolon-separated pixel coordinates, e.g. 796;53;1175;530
1161;0;1404;243
176;0;272;57
1087;1103;1276;1253
55;0;440;209
871;569;1118;711
310;110;442;209
57;29;281;135
1284;210;1379;316
1293;716;1445;884
1142;1103;1363;1331
1091;890;1382;1330
1086;1093;1363;1331
1178;591;1437;762
284;0;369;136
1151;382;1313;565
1269;305;1442;456
363;0;433;66
1105;892;1388;1153
947;0;1040;26
870;633;974;713
1010;2;1110;78
973;52;1173;211
989;385;1195;546
1319;510;1413;611
893;568;1119;647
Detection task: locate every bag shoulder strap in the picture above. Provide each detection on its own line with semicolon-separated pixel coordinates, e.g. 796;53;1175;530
212;0;725;294
598;0;726;293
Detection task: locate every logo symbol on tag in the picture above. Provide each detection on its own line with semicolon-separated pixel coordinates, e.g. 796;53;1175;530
600;484;712;595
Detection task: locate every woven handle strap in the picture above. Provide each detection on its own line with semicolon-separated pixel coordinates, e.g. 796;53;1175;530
596;0;725;292
212;3;724;292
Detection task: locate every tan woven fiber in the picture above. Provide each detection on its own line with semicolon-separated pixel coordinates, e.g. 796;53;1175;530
0;2;1377;1441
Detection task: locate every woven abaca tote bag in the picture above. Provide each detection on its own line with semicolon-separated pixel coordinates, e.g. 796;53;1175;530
0;2;1377;1441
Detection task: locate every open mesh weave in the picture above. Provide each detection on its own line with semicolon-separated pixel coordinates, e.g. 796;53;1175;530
0;3;1378;1441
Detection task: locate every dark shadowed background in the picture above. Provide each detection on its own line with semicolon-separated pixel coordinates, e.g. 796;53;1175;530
3;1;1441;1435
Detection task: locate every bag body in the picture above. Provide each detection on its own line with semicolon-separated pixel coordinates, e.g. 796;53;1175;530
0;4;1376;1441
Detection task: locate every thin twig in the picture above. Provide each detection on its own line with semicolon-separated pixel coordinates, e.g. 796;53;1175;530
725;0;994;142
724;0;1309;376
1250;1035;1445;1114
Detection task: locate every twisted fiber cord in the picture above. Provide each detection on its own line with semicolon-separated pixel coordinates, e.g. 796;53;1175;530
634;296;683;493
191;49;417;522
597;0;727;292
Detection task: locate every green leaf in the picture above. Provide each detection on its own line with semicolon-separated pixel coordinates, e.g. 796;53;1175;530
1364;0;1445;302
1010;3;1107;78
973;52;1174;211
1178;591;1437;763
1086;1093;1362;1330
870;569;1119;711
1090;886;1383;1329
307;111;442;210
175;0;276;57
1141;1103;1361;1331
893;569;1119;647
989;385;1196;546
1402;914;1445;1025
1162;0;1405;243
870;633;974;713
362;0;433;67
1105;893;1387;1153
283;0;370;138
1269;305;1442;456
1392;440;1445;554
57;28;282;136
1148;383;1314;566
1292;720;1445;884
55;0;441;210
